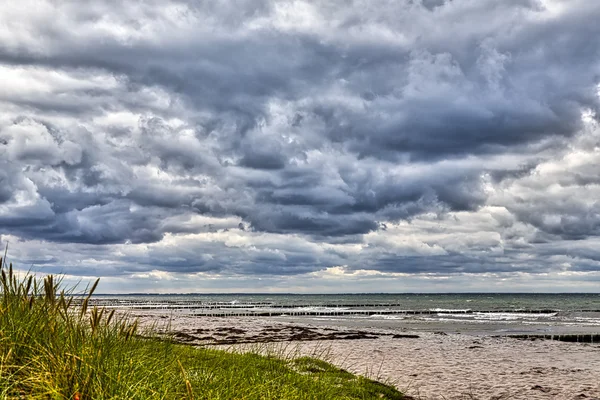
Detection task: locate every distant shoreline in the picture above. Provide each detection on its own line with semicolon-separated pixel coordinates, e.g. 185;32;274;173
93;292;600;295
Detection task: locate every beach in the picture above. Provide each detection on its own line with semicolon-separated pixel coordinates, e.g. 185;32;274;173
128;311;600;400
291;332;600;400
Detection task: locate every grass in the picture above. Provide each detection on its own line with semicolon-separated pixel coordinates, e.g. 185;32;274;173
0;255;406;399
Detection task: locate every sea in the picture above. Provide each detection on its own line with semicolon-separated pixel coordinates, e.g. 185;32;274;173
92;293;600;336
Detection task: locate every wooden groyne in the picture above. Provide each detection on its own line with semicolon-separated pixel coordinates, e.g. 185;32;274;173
90;298;566;315
179;309;561;318
507;334;600;343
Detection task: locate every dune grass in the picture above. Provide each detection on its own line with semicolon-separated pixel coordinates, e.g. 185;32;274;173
0;256;406;399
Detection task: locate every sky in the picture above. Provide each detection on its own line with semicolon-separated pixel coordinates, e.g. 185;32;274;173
1;0;600;293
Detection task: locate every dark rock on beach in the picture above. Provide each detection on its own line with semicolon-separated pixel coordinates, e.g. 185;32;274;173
166;323;413;346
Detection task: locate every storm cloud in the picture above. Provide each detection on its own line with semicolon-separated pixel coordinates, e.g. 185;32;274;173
1;0;600;292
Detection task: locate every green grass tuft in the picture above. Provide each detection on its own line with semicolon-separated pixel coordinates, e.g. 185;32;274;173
0;256;406;399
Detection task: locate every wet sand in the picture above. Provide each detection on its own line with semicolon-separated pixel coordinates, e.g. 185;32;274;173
130;311;600;400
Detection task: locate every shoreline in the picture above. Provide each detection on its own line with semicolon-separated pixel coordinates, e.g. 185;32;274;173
130;311;600;400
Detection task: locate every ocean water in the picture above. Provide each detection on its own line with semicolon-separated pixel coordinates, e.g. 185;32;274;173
92;293;600;335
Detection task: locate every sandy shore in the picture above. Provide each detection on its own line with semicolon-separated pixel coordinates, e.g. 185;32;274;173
288;335;600;400
130;312;600;400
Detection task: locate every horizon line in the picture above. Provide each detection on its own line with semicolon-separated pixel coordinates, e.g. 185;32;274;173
92;292;600;296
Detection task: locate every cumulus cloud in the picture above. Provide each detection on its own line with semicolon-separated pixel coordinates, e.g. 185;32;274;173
1;0;600;291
